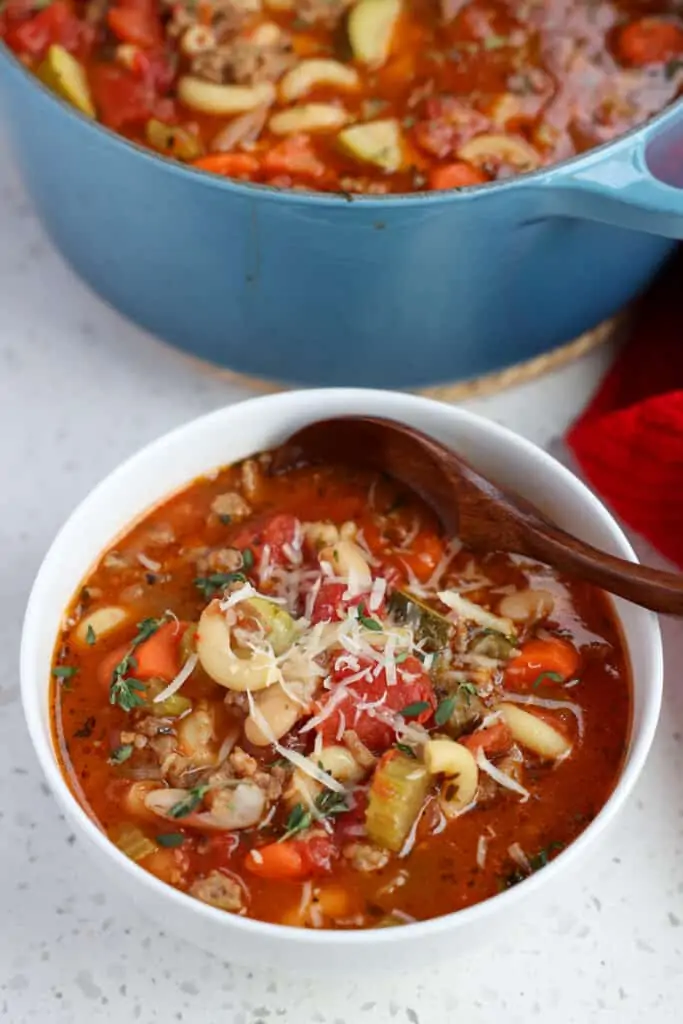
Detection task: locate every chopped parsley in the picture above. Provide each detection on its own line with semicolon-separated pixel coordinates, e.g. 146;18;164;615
532;670;564;689
357;603;383;632
394;742;417;758
279;789;349;841
400;700;430;719
434;696;457;727
74;716;96;739
109;616;167;712
85;624;97;646
169;784;210;819
194;570;246;600
483;34;509;50
156;832;186;848
52;665;78;681
108;743;133;765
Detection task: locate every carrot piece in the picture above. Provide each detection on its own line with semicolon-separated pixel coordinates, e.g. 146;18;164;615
133;621;183;682
107;8;162;49
505;637;579;688
261;134;326;179
429;162;489;190
460;720;512;756
616;17;683;66
192;153;260;178
245;841;308;880
399;532;444;582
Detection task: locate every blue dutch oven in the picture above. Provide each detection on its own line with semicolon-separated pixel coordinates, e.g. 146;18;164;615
2;41;683;389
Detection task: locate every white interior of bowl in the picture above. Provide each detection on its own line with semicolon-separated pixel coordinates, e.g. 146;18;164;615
20;388;663;956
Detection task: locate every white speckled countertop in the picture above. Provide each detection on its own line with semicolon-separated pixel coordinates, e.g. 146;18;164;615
1;133;682;1024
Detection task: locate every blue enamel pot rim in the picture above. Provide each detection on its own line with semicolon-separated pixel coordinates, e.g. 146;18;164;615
2;36;680;210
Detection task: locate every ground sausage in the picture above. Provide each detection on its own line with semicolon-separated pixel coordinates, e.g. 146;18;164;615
189;870;246;912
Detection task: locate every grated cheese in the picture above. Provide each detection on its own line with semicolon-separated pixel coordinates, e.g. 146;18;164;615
250;848;264;864
368;576;387;611
508;842;531;873
246;692;346;793
476;833;488;869
476;748;530;802
438;588;514;635
137;552;161;572
152;652;198;704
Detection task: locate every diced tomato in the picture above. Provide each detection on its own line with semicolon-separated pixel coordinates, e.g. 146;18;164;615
413;98;490;159
617;17;683;66
316;655;436;752
429;162;489;190
261;513;299;565
262;134;327;180
460;719;512;757
395;531;445;584
300;833;337;874
310;581;384;625
4;0;83;59
193;153;260;179
335;790;368;841
107;5;162;49
90;64;165;129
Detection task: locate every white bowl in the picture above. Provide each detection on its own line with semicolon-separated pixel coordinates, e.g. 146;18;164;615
21;389;663;974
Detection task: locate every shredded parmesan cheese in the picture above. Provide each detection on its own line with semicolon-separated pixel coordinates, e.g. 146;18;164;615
476;833;488;869
438;589;514;635
152;652;198;704
137;552;161;572
476;748;530;802
508;842;531;873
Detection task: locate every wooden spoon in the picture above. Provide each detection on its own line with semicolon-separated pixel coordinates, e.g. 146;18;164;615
273;415;683;615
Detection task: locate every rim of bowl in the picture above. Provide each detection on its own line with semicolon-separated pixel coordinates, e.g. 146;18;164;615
20;389;663;948
0;39;678;207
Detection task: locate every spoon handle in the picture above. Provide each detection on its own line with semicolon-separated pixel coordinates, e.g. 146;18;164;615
515;515;683;615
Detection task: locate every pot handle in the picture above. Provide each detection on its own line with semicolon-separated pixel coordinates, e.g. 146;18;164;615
542;104;683;239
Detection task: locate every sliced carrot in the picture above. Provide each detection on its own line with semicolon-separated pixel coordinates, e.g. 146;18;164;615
429;162;488;190
616;17;683;66
245;841;308;880
133;620;184;682
505;637;579;688
460;720;512;757
192;153;260;178
107;7;162;49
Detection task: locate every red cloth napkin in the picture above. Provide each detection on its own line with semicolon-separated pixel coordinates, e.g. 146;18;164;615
566;251;683;568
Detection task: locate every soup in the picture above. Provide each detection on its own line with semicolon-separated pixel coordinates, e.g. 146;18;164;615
50;450;630;928
2;0;682;193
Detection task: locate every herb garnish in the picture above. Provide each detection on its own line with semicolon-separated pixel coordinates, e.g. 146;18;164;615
109;616;167;711
108;743;133;764
400;700;430;719
194;571;246;600
156;832;186;848
483;34;508;50
218;514;232;526
85;624;97;646
241;548;255;571
75;716;96;739
52;665;78;681
532;670;564;690
169;784;210;819
434;696;457;727
357;603;383;632
280;790;349;841
395;742;416;758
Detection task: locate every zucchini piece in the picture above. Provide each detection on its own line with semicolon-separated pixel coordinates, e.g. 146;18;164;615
468;629;515;660
436;686;484;738
389;589;451;651
348;0;401;67
111;823;159;862
146;119;203;161
337;118;403;172
365;751;429;852
38;45;95;118
142;678;192;717
241;597;296;655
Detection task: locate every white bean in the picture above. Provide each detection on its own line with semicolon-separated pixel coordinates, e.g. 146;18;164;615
497;703;571;760
75;605;128;645
244;684;302;745
177;704;216;760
